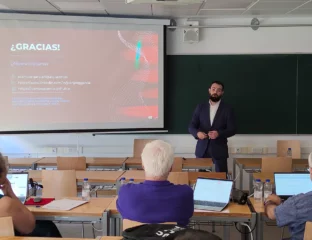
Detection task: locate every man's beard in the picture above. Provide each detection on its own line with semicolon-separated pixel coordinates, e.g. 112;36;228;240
210;94;222;102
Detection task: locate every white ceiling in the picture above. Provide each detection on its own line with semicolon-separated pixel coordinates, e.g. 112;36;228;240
0;0;312;18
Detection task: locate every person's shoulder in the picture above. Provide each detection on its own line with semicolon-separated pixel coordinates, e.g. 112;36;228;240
172;184;193;196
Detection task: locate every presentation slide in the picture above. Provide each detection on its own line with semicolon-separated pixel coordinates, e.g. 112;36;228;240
0;18;164;132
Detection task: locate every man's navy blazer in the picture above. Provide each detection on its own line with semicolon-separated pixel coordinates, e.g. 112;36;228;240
188;101;236;159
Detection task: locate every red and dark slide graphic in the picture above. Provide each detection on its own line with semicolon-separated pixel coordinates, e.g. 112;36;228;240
0;25;164;132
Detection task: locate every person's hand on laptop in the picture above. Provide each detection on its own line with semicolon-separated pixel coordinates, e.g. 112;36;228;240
265;194;282;206
0;178;16;199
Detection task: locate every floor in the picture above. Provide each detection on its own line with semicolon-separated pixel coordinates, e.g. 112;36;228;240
55;221;291;239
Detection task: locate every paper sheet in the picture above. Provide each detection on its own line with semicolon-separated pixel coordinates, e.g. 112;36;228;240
42;199;88;211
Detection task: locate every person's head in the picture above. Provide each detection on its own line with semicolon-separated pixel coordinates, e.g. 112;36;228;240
172;229;221;240
141;140;174;180
0;153;7;186
308;152;312;180
209;81;224;102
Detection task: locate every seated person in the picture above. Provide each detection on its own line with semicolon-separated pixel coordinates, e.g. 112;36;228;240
117;140;194;226
264;152;312;240
0;154;61;237
170;229;221;240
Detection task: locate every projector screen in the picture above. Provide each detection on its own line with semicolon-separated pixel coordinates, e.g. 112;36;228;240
0;15;165;133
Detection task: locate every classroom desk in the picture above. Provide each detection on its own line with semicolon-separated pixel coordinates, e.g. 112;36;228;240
86;158;127;170
124;158;142;169
188;172;227;185
28;170;124;185
8;158;41;170
35;157;58;169
182;158;213;170
106;196;256;239
252;172;274;183
119;170;189;185
234;158;308;190
28;197;114;236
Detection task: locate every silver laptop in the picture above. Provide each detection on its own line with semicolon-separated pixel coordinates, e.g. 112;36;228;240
0;173;28;204
274;172;312;200
194;177;233;212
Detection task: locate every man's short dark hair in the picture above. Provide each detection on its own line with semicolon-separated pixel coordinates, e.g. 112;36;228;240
172;229;222;240
210;81;224;91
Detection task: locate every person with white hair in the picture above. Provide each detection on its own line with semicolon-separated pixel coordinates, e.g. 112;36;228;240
117;140;194;226
264;152;312;240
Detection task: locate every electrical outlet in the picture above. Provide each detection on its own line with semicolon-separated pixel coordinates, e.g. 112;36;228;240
234;148;241;153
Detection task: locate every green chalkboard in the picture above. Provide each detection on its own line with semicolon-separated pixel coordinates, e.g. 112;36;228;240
298;55;312;134
166;55;297;134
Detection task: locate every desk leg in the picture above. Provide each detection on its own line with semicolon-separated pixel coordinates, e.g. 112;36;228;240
109;218;116;236
116;218;121;236
249;173;254;194
256;213;263;240
223;225;230;240
102;211;109;236
233;158;237;188
239;164;244;190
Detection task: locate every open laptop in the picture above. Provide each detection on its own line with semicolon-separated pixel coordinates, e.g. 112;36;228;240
274;172;312;200
194;177;233;212
0;173;28;204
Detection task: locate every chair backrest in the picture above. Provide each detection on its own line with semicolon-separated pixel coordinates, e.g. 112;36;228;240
0;217;14;236
42;170;77;199
188;172;227;185
133;139;156;158
123;219;176;230
261;157;292;173
304;222;312;240
277;140;301;158
57;156;86;170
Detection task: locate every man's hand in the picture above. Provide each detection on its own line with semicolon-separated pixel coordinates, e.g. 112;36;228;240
208;131;219;139
266;194;282;206
0;178;16;199
197;132;208;140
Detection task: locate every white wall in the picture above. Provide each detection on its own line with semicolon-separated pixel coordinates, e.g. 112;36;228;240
3;16;312;190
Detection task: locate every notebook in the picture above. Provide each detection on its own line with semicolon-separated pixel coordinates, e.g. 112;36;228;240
194;177;233;212
0;173;28;204
42;199;88;211
274;172;312;199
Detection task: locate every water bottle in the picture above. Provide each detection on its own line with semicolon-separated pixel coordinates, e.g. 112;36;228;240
129;178;134;184
264;179;272;200
120;177;126;185
287;148;292;157
254;179;263;202
82;178;91;201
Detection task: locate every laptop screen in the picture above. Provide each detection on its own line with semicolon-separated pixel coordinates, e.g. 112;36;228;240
194;178;233;203
0;173;28;198
275;173;312;196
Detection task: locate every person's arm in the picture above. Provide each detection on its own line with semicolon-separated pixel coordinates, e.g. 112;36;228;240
217;106;236;138
188;104;201;139
265;195;297;227
0;196;35;234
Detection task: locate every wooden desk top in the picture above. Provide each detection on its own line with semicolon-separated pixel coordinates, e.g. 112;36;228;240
188;172;227;185
35;157;57;166
253;172;274;183
108;196;251;218
249;197;265;213
293;158;308;168
28;197;114;217
183;158;213;168
194;202;252;218
235;158;261;168
86;157;126;167
76;171;124;183
120;171;189;185
28;170;124;183
8;158;41;167
124;158;142;166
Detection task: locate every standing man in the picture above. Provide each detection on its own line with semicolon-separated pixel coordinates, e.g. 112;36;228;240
188;81;236;173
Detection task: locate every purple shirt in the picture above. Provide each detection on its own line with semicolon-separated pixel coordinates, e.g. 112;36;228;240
117;180;194;226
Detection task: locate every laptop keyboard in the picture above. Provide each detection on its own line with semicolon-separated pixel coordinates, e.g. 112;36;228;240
194;200;226;207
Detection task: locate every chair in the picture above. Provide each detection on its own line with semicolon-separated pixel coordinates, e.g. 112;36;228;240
57;156;86;170
261;157;292;173
277;140;301;158
133;139;156;157
42;170;77;199
0;217;14;236
304;222;312;240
